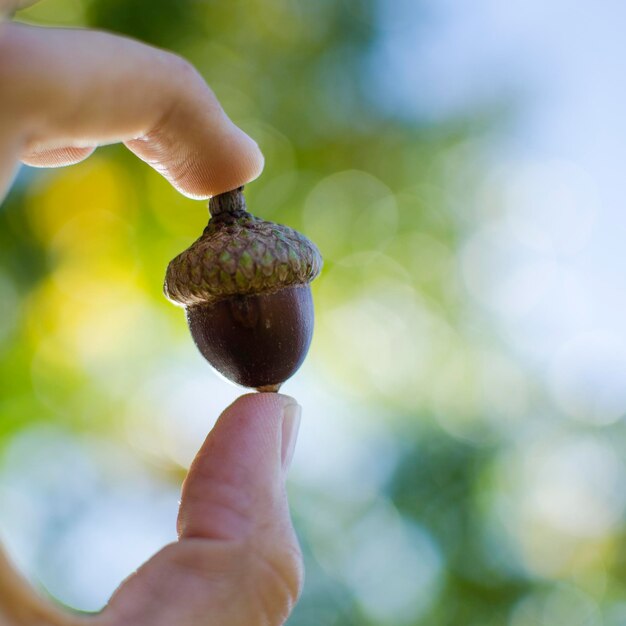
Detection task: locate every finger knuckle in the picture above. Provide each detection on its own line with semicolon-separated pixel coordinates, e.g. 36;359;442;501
252;537;304;623
163;50;205;92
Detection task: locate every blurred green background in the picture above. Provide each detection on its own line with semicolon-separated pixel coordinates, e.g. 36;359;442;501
2;1;626;625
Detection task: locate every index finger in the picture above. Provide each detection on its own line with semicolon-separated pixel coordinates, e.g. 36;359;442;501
0;22;264;198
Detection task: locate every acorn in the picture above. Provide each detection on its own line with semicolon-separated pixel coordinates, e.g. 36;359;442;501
164;187;322;392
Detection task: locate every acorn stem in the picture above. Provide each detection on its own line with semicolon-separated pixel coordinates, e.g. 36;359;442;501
209;187;247;218
256;383;282;393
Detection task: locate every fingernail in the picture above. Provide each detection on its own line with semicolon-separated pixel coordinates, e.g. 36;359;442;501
281;403;302;471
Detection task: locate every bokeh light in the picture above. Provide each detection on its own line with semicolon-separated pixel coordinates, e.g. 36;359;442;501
2;0;625;623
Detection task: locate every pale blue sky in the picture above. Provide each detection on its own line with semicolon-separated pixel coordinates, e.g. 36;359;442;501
373;0;626;421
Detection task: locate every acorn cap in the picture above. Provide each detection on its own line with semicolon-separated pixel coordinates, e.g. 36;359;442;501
164;188;322;307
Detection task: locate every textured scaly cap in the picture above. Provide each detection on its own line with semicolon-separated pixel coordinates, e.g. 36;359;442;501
164;188;323;307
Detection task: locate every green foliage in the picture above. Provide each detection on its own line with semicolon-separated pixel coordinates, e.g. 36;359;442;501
4;0;625;623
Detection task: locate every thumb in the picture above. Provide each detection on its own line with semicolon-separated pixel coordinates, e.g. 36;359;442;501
101;394;304;626
102;394;303;626
176;393;304;624
177;393;301;543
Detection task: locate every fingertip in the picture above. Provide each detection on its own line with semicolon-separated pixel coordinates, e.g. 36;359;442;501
177;392;299;541
228;123;265;187
20;146;96;168
225;391;296;417
178;124;265;199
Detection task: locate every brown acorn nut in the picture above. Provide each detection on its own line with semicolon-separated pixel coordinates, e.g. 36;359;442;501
164;187;322;392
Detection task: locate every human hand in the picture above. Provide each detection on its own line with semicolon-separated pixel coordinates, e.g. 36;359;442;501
1;395;304;626
0;14;304;626
0;19;263;201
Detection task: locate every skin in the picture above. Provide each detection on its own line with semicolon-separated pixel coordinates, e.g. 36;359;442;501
0;9;304;626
